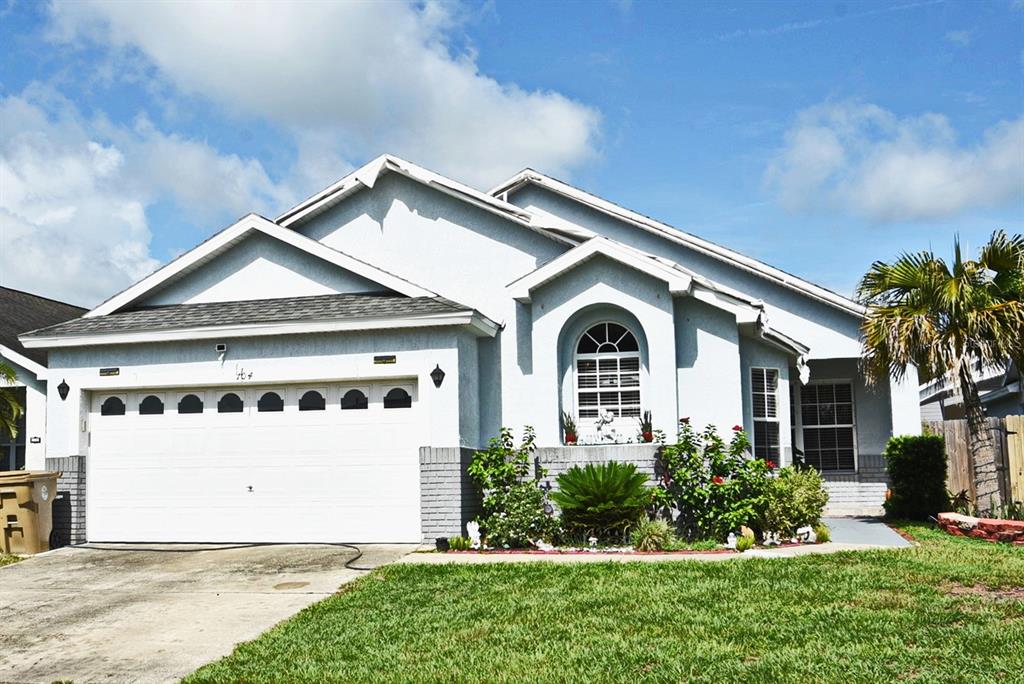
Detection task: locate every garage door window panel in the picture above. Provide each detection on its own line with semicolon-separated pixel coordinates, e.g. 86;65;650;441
178;394;204;414
299;390;326;411
384;387;413;409
138;395;164;415
257;391;285;413
217;392;245;414
341;388;369;410
100;396;126;416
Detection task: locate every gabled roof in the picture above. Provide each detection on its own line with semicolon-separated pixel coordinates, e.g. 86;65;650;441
85;213;437;319
22;293;498;348
491;169;866;318
275;154;575;247
0;286;87;369
507;237;810;363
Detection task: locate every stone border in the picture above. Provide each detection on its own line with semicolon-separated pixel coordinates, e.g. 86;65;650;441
936;512;1024;545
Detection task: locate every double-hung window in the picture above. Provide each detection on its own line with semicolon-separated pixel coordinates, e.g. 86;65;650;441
575;322;641;421
750;368;780;461
800;382;856;471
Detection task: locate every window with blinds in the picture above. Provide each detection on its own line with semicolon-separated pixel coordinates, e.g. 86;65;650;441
751;368;780;461
800;382;856;471
575;322;642;420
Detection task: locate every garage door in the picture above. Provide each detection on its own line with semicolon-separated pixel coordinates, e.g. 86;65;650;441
87;381;423;543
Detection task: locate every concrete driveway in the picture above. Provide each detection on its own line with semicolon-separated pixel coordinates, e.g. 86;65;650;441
0;542;414;683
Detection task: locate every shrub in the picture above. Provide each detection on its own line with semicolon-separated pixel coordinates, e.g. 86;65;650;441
735;535;754;552
468;427;559;548
654;421;772;541
884;434;948;520
813;523;830;543
551;462;652;541
630;518;675;551
447;536;472;551
759;466;829;536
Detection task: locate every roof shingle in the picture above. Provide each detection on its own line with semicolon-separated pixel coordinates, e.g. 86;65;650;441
0;287;88;366
20;293;474;340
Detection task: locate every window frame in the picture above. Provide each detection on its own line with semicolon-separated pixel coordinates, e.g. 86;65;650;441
138;393;166;416
339;386;371;411
297;388;327;412
797;378;859;473
176;392;206;415
256;390;286;413
382;386;413;409
99;395;127;417
572;321;643;429
750;367;781;462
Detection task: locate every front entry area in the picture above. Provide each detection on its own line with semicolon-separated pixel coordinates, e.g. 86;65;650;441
86;381;423;543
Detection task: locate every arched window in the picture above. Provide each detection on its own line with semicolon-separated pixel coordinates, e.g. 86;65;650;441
574;322;641;420
100;396;126;416
257;392;284;412
341;389;368;410
299;390;326;411
218;392;244;413
138;395;164;415
383;388;412;409
178;394;204;414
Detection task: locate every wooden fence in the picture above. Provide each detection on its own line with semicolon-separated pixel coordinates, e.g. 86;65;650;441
924;415;1024;506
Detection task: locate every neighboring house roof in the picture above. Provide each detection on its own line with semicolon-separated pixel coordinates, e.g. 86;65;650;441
20;293;498;348
490;169;866;318
0;286;87;371
275;154;576;247
85;213;438;319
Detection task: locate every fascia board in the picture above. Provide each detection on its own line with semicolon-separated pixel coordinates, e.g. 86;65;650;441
0;344;48;380
20;311;494;349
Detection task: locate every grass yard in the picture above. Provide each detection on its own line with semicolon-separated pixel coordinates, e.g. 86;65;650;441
0;553;20;568
187;523;1023;683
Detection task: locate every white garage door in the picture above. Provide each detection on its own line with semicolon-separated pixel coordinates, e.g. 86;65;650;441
87;381;424;543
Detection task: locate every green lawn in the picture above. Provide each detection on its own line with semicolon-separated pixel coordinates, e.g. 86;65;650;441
187;523;1023;683
0;553;20;568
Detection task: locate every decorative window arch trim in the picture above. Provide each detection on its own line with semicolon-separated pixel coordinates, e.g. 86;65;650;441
572;321;642;426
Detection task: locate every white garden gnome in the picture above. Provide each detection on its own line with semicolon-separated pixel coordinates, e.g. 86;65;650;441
466;521;482;549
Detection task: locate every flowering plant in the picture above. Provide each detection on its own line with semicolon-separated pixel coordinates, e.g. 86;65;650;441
653;421;772;541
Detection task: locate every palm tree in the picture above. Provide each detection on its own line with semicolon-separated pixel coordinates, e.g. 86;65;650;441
0;361;24;440
858;230;1024;516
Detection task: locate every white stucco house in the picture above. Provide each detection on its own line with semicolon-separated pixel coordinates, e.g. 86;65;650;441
19;155;920;544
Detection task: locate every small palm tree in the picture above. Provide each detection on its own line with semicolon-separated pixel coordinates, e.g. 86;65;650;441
0;361;24;439
857;230;1024;515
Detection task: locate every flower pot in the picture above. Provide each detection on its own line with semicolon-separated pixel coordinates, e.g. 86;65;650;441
641;431;654;443
565;433;577;444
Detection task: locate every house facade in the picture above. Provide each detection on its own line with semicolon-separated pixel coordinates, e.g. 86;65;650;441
20;155;920;544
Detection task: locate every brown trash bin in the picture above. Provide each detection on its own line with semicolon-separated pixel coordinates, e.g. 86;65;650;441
0;471;61;555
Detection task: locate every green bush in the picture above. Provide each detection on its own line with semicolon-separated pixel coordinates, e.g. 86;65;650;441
468;427;559;548
735;535;754;552
654;421;772;541
630;518;675;551
884;434;949;520
813;523;830;543
551;462;652;542
759;466;830;536
448;536;472;551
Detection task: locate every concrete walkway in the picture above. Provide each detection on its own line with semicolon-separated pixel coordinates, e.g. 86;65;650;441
0;543;415;684
402;517;912;565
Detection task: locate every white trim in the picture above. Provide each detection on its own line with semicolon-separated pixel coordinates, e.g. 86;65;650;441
491;170;866;317
83;214;437;319
0;344;47;380
276;154;575;247
508;237;692;302
572;322;643;436
21;311;498;349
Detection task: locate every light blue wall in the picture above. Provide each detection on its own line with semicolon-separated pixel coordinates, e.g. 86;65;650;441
675;298;743;433
144;232;386;306
739;336;793;463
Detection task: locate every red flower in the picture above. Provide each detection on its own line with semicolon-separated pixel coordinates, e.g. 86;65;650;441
732;424;743;432
765;460;776;469
712;475;725;485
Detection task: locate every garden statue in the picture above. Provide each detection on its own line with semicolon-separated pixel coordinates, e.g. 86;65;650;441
796;525;815;543
595;409;619;442
466;521;481;549
725;532;737;549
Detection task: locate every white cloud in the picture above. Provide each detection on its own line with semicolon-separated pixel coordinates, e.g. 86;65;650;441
945;30;972;46
0;86;293;305
47;0;601;189
766;101;1024;222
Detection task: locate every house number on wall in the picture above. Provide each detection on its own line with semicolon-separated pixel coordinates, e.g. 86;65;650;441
235;366;254;381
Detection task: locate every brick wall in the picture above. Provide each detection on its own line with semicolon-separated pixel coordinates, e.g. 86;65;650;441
45;455;86;547
534;444;659;490
419;447;480;543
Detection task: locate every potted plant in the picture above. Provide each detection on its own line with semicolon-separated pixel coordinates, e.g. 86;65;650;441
561;411;578;444
639;410;654;443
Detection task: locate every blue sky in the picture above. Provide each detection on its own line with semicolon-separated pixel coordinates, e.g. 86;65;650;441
1;0;1021;306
